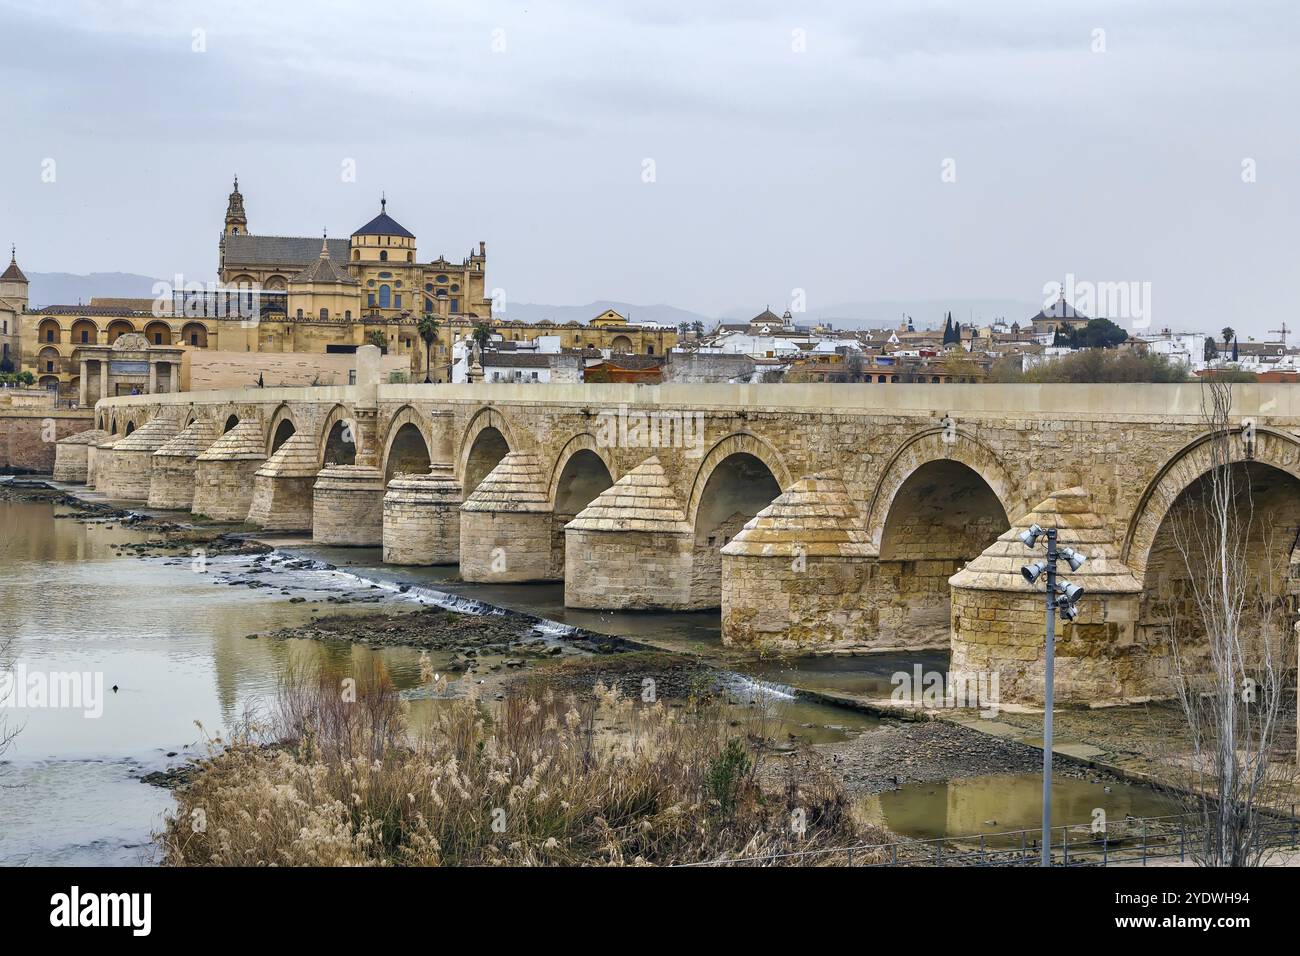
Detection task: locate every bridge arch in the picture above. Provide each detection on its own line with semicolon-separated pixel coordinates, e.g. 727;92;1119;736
547;433;618;577
547;433;618;510
383;405;434;482
685;432;792;531
457;406;518;495
266;403;298;456
1123;426;1300;579
319;403;358;467
686;432;791;608
864;428;1024;551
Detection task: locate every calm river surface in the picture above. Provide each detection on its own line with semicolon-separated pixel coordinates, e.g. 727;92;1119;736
0;495;1171;865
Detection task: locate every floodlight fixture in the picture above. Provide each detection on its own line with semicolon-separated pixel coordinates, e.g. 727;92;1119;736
1056;580;1086;605
1021;560;1048;585
1057;597;1080;622
1018;524;1045;549
1058;546;1087;572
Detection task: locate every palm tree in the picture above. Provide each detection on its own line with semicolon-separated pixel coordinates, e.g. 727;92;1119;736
471;320;493;352
417;314;439;383
1221;327;1235;349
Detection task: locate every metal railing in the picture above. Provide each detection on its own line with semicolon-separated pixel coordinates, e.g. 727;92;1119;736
684;808;1300;867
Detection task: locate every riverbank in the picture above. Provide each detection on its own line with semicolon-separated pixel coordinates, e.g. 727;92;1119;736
1;482;1209;865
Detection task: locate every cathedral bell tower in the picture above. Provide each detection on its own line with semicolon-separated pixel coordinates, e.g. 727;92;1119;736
224;176;248;236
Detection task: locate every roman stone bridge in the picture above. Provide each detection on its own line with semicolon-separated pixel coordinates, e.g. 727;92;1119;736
68;352;1300;706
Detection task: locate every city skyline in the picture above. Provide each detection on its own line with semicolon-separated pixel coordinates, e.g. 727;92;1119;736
1;1;1297;338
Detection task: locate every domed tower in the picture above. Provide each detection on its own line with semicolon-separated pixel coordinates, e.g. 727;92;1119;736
224;176;248;236
1;245;28;310
350;197;417;316
350;197;416;265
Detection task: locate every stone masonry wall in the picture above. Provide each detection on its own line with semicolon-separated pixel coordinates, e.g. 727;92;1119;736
383;496;461;565
247;474;315;531
0;410;94;473
102;449;156;500
565;528;695;609
148;457;200;510
192;459;260;521
949;587;1153;705
53;443;89;482
722;553;874;650
459;510;554;582
312;479;384;545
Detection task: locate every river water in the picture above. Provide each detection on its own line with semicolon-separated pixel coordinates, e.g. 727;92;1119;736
0;495;1173;865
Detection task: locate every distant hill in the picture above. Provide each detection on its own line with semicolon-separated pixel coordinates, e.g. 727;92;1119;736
28;272;166;309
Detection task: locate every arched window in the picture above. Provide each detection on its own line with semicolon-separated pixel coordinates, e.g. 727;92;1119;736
345;310;352;320
378;285;391;308
380;250;388;262
319;308;329;321
296;309;304;319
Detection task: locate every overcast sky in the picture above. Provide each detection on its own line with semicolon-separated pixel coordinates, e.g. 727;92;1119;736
1;0;1297;335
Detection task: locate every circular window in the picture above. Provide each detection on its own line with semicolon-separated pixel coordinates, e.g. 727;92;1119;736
424;283;433;292
367;280;375;287
395;281;402;288
378;271;392;279
451;284;459;292
436;275;448;284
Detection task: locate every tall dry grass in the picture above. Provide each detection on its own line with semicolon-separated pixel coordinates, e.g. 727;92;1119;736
157;660;874;866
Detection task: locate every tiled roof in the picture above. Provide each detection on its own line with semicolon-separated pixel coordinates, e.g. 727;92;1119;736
32;305;149;316
155;418;221;459
2;252;27;282
352;202;415;239
223;234;351;268
461;453;549;513
722;471;872;558
949;486;1140;594
566;456;691;534
57;428;109;446
290;243;359;285
112;416;180;453
482;353;552;367
254;433;320;478
197;420;266;461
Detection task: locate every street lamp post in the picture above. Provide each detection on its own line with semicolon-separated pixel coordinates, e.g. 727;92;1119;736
1041;528;1057;867
1019;524;1086;867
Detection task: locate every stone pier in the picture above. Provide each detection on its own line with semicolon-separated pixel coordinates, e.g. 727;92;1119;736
247;433;319;532
312;465;385;545
565;456;696;609
948;487;1146;706
382;463;462;565
53;429;109;483
100;417;180;500
721;471;876;651
149;418;221;510
191;420;266;521
87;435;120;490
459;452;553;582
